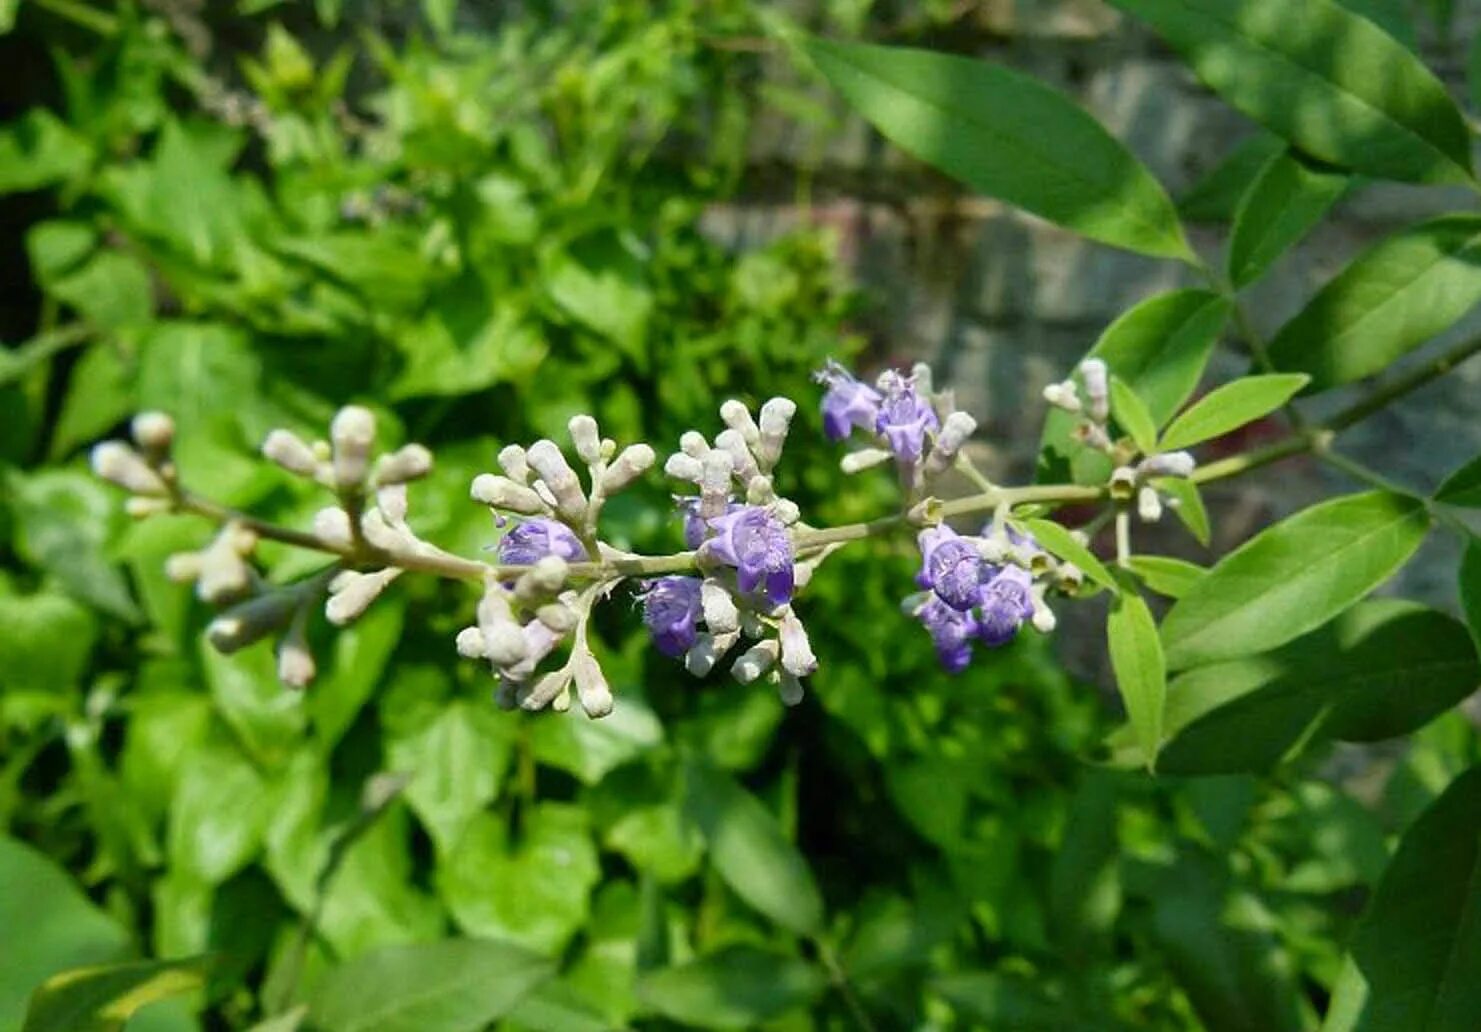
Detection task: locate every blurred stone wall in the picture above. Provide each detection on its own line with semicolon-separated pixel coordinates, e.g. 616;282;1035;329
704;0;1481;658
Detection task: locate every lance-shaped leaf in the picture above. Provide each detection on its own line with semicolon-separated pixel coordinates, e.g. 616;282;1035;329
1434;454;1481;508
1022;517;1118;594
1160;477;1211;547
636;947;827;1030
1321;766;1481;1032
1109;0;1473;184
1161;491;1428;669
1227;149;1348;288
1039;290;1230;482
1179;132;1284;223
682;759;824;936
23;957;209;1032
1267;215;1481;390
803;37;1191;260
1108;589;1166;770
1144;600;1480;775
1159;374;1309;451
1110;377;1158;454
1127;555;1207;599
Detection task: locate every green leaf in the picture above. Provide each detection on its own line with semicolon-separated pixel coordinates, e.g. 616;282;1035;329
1434;454;1481;508
530;696;664;785
802;37;1190;260
386;700;512;854
1470;28;1481;119
1021;517;1118;594
167;744;272;885
1147;600;1479;775
681;759;824;936
1159;374;1309;450
1107;590;1166;769
50;344;135;461
1109;0;1473;184
1161;476;1212;547
933;974;1077;1029
0;109;91;194
0;838;130;1030
49;252;153;331
636;947;826;1030
306;939;553;1032
1161;491;1428;669
1322;766;1481;1031
1039;290;1229;482
0;592;95;693
1227;149;1348;287
1048;773;1123;956
1266;215;1481;390
1109;377;1158;454
1127;555;1207;599
1179;132;1285;223
22;957;208;1032
1459;538;1481;656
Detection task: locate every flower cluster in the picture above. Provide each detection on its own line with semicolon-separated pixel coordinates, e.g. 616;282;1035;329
651;397;818;705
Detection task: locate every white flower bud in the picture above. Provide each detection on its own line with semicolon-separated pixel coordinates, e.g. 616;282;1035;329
164;552;202;583
772;499;801;526
911;362;934;396
715;429;760;482
1140;451;1197;479
518;668;572;711
685;631;738;677
374;444;433;486
699;450;734;519
1042;381;1082;414
313;507;353;548
756;397;796;469
484;622;529;667
777;671;805;707
536;601;577;633
125;497;171;518
1080;359;1109;422
525;440;586;522
516;556;569;598
276;623;316;689
326;567;400;625
701;579;740;635
568;414;602;466
664;452;704;483
91;442;166;495
263;429;321;477
197;526;255;603
1031;584;1057;633
455;626;486;659
779;610;817;677
600;444;655;493
841;448;893;474
1137;485;1164;523
360;508;414;551
745;475;776;505
720;400;760;446
471;473;547;515
498;444;530;484
130;411;175;453
572;651;613;718
206;591;297;653
330;405;376;488
679;431;710;459
731;639;780;684
377;483;409;524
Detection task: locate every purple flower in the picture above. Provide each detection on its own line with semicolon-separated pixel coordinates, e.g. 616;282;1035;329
678;497;742;549
976;566;1034;647
640;576;703;657
916;525;985;611
815;360;882;442
703;505;794;605
498;518;588;565
874;371;939;463
915;597;977;673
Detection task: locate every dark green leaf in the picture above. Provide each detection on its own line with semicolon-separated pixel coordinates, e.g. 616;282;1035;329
1459;538;1481;656
1179;132;1285;223
1227;149;1348;287
1434;454;1481;508
1021;518;1117;594
681;759;824;936
306;939;553;1032
1267;215;1481;390
1161;491;1428;669
1161;476;1212;547
1146;601;1479;774
1322;766;1481;1031
803;37;1191;260
932;973;1075;1030
636;947;826;1030
1159;374;1309;450
22;957;208;1032
1110;376;1158;454
1048;773;1123;956
1108;590;1166;769
1110;0;1472;184
1127;555;1207;599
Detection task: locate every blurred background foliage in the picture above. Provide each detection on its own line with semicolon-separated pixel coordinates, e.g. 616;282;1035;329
1;1;1478;1030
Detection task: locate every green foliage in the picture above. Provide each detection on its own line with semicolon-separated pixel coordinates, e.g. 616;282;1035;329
1227;149;1348;287
1107;588;1167;770
1158;374;1309;451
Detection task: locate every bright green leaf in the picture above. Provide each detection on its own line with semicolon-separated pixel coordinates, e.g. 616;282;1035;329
0;109;91;194
1107;590;1166;769
1110;0;1473;184
1227;149;1348;287
636;947;826;1030
167;744;272;885
1434;454;1481;508
1267;215;1481;390
306;939;553;1032
803;37;1191;260
386;700;512;854
1159;374;1309;450
1021;517;1118;594
681;760;824;936
1127;555;1207;599
1161;491;1428;669
1110;376;1158;454
22;957;207;1032
1179;132;1285;223
0;592;95;693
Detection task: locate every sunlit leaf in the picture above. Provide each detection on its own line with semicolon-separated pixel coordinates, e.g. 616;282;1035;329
636;947;826;1030
1159;374;1308;451
1227;149;1348;287
1107;589;1166;769
1127;555;1206;599
22;957;208;1032
1110;377;1158;454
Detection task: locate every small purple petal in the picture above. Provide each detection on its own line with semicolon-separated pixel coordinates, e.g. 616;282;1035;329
640;576;703;658
815;361;882;442
704;506;794;604
976;566;1034;647
917;526;984;612
498;518;588;565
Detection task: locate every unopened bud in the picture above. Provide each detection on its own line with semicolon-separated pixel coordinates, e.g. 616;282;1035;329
772;498;801;526
471;473;547;515
326;567;400;625
924;411;978;475
756;397;796;469
572;651;613;718
92;442;166;495
276;620;316;689
777;671;805;707
840;448;893;474
377;484;409;524
263;429;321;477
601;444;655;493
664;452;704;482
715;429;760;482
1080;359;1109;422
731;639;780;684
699;450;734;519
1042;381;1082;414
498;444;530;484
701;579;740;635
519;668;572;711
126;497;172;518
1140;450;1196;479
536;601;577;633
911;362;935;396
207;592;297;653
455;626;486;659
568;414;602;466
746;475;776;505
679;431;710;459
525;440;585;522
685;631;738;677
1031;584;1057;633
1137;485;1163;523
375;444;432;486
330;406;376;488
130;411;175;454
779;610;817;677
720;400;760;446
360;508;414;551
515;556;569;600
313;507;354;548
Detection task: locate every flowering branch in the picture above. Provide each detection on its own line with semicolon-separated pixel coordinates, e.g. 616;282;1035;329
90;331;1481;717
